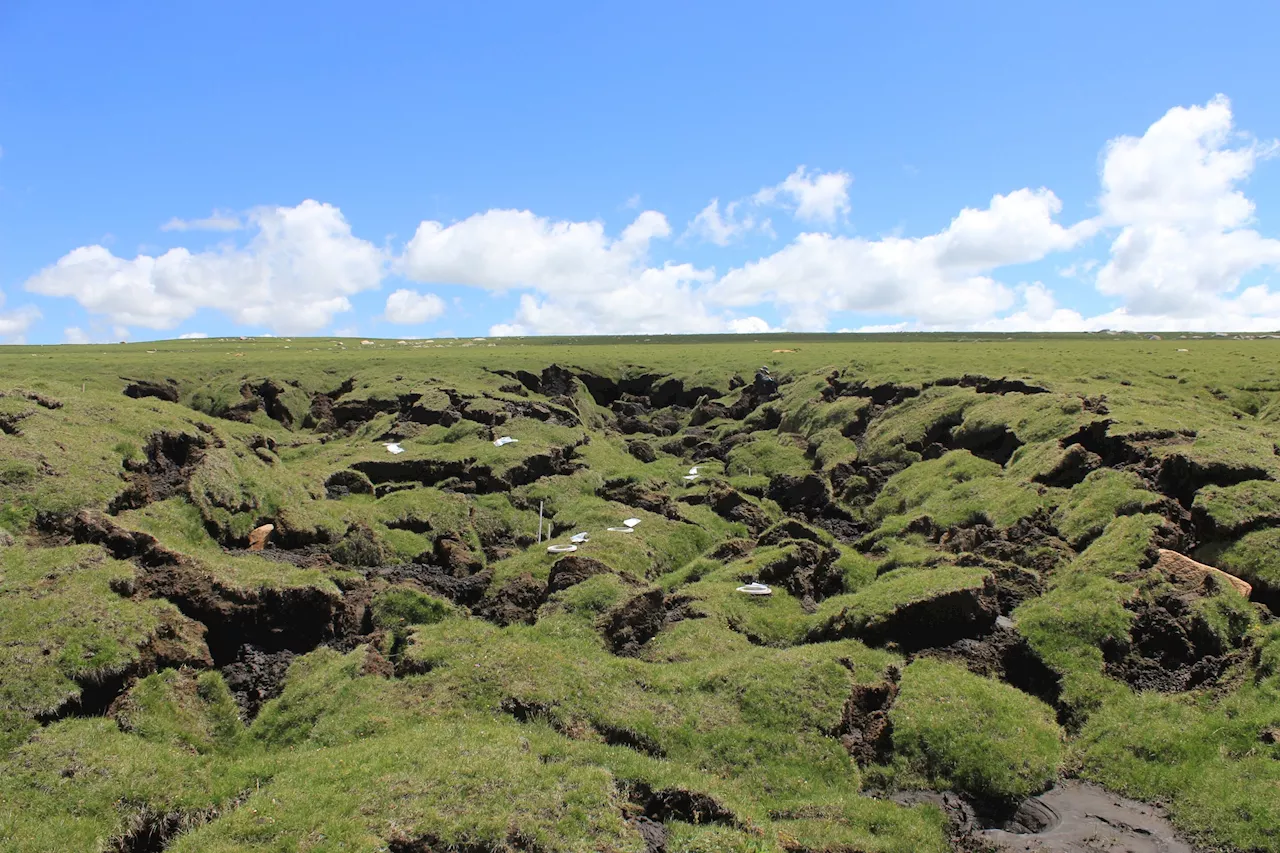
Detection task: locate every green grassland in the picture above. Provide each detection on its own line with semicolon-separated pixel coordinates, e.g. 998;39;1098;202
2;331;1280;852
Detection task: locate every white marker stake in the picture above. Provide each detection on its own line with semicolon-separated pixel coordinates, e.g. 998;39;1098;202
538;500;544;543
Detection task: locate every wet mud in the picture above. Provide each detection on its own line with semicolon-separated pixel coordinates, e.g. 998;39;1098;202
978;782;1195;853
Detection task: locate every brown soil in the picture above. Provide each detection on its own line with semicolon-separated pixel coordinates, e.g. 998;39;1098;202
109;431;207;514
221;645;296;718
477;573;546;626
597;479;685;520
626;440;657;462
601;589;702;656
754;540;844;610
811;573;1001;652
832;673;899;766
122;379;180;403
1104;590;1243;693
925;619;1063;711
546;555;614;594
940;510;1073;576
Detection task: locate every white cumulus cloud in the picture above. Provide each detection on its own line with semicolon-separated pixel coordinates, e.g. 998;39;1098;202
1093;94;1280;322
178;332;209;339
754;166;852;223
402;209;749;335
710;188;1092;330
0;291;40;343
160;210;243;232
686;199;772;246
727;316;774;334
26;200;386;335
384;289;446;324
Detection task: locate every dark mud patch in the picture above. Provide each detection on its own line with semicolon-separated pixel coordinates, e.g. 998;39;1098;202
810;574;1000;652
623;780;737;827
926;620;1063;711
498;696;571;734
388;830;544;853
371;564;494;609
1104;590;1244;693
977;782;1195;853
122;379;180;404
594;721;666;758
887;790;982;851
689;484;771;534
928;375;1051;396
832;673;899;766
597;478;686;520
108;798;244;853
546;555;614;595
632;816;667;853
940;511;1073;576
109;431;207;513
755;540;844;610
767;473;832;516
351;441;584;494
601;589;703;656
627;439;657;463
477;573;546;626
220;645;296;719
767;473;863;541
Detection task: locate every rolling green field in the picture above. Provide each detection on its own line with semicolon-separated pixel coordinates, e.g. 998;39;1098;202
2;331;1280;852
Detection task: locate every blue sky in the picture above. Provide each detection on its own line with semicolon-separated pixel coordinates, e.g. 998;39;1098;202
3;1;1280;343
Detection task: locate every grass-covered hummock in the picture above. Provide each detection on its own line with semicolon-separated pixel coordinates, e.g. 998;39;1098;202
889;657;1064;806
3;333;1280;851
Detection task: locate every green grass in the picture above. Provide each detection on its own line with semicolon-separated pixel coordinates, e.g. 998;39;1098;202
814;565;992;640
866;450;1045;538
890;658;1064;804
1199;526;1280;593
0;544;208;747
1052;469;1165;548
4;334;1280;851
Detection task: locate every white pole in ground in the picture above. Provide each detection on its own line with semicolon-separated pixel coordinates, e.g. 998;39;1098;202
538;501;544;543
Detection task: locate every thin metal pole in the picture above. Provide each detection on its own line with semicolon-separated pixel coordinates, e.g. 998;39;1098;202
537;501;544;543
